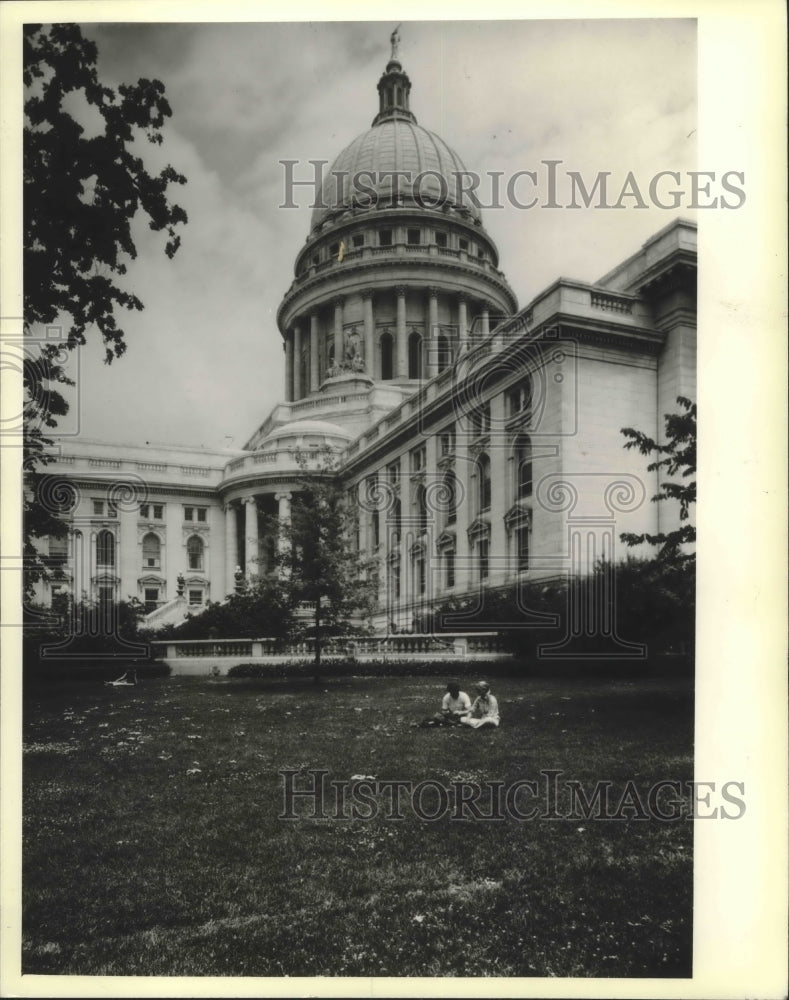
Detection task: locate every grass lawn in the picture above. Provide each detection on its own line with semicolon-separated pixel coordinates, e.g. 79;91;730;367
22;670;693;978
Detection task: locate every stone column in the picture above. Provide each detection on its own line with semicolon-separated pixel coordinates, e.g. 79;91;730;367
245;497;259;579
480;304;490;339
119;505;137;603
454;432;472;595
309;313;320;392
293;323;302;400
457;295;468;353
275;491;291;568
224;502;238;596
284;333;294;403
426;287;439;377
333;298;344;367
89;531;97;601
488;393;507;586
424;432;438;598
398;455;411;624
363;291;375;378
71;528;87;601
395;286;408;378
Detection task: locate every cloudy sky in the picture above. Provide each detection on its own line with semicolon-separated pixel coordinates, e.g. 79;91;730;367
49;17;696;452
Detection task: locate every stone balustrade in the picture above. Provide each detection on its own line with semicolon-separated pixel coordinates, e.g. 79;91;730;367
152;631;512;675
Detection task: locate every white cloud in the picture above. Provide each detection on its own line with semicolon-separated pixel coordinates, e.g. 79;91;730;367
57;18;697;450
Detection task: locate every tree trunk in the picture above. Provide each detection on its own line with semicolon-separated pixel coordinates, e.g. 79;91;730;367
313;596;322;682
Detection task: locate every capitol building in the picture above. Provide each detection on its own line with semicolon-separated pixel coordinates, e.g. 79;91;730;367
34;38;697;633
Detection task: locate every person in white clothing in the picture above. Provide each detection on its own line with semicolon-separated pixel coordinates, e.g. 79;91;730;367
460;680;500;728
420;681;471;727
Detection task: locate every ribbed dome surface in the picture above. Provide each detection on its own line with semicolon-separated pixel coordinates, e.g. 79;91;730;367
311;119;481;231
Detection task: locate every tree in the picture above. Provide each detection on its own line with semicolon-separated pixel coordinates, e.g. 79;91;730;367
22;23;187;592
619;396;696;562
277;450;379;670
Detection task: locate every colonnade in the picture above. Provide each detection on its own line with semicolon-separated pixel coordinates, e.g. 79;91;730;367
283;290;491;401
223;491;293;593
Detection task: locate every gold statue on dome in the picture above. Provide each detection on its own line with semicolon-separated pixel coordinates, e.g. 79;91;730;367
390;24;401;61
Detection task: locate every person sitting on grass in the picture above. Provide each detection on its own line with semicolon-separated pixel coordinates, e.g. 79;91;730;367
420;681;472;727
460;680;500;729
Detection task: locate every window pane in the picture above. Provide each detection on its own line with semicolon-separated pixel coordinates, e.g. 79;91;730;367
97;531;115;567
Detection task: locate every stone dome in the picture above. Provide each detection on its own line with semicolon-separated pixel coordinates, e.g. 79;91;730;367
263;419;354;446
310;119;481;232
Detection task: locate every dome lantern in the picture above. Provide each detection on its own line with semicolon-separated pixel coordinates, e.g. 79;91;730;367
373;25;416;126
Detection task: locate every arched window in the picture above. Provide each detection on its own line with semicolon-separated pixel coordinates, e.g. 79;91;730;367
515;434;533;499
96;530;115;568
142;532;161;569
187;535;204;571
380;331;394;380
408;331;422;379
477;454;491;513
444;470;457;525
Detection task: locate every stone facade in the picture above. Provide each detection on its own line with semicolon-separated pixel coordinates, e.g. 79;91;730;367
31;48;697;633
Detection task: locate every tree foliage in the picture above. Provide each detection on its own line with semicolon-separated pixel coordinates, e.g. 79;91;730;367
432;556;694;662
619;396;696;562
22;24;187;591
157;577;295;642
277;450;379;667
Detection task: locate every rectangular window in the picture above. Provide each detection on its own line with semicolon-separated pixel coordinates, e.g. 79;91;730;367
372;509;380;549
140;503;149;519
470;403;490;437
48;535;68;565
440;426;455;456
312;254;320;266
416;557;426;595
459;238;468;251
479;538;489;581
407;228;421;245
197;508;207;523
411;446;426;473
144;588;159;614
188;589;203;606
445;549;455;589
387;460;400;484
378;229;392;247
184;507;194;521
507;379;533;418
329;242;339;258
435;231;448;248
153;504;164;520
352;233;364;248
107;501;118;519
92;500;104;516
